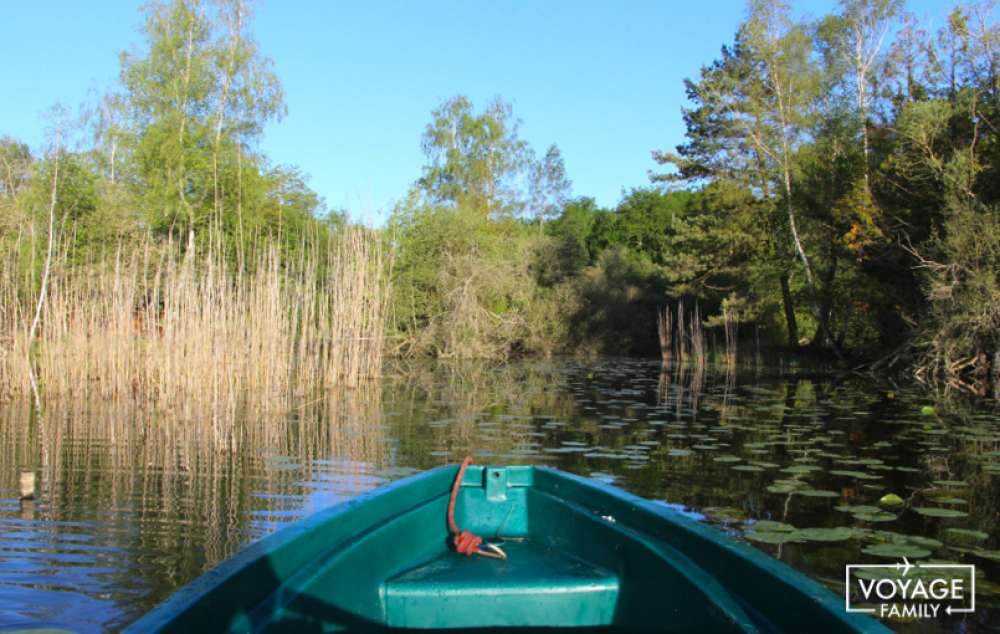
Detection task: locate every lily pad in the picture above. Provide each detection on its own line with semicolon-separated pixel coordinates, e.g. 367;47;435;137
871;530;941;548
835;505;881;514
782;465;821;474
793;489;840;498
970;549;1000;562
944;528;989;543
862;543;932;559
949;547;1000;562
829;470;882;480
905;535;944;549
912;507;969;518
853;511;898;523
932;480;968;488
751;520;796;532
745;530;803;544
794;527;858;542
766;479;808;494
704;507;747;523
713;455;742;463
930;496;967;505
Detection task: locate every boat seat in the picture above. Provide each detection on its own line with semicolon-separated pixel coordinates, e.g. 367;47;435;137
384;539;620;628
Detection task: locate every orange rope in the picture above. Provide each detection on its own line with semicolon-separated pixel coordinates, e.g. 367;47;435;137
447;456;506;560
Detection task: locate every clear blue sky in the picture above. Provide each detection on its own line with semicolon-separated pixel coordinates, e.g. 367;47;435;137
2;1;952;224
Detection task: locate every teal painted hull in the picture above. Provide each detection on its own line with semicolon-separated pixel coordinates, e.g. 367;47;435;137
126;465;890;633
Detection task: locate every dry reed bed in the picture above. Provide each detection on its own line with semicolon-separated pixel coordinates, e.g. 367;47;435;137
657;300;709;367
0;227;389;412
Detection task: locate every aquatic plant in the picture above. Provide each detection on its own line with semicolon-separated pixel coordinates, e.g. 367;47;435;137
0;226;389;409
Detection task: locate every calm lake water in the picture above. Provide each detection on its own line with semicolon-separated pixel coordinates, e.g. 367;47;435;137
1;359;999;632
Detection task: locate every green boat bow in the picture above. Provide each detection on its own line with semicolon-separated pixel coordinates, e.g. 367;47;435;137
126;464;890;633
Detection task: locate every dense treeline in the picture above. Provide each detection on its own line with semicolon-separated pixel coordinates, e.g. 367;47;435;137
656;0;1000;392
390;0;1000;396
3;0;999;399
656;0;1000;388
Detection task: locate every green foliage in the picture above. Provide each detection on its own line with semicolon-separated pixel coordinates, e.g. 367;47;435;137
388;201;545;358
392;100;704;358
917;201;1000;376
613;189;689;265
543;197;601;279
415;95;571;227
417;96;531;218
0;137;32;201
0;0;339;323
568;248;669;355
120;0;286;250
649;0;1000;380
390;96;581;358
528;145;572;228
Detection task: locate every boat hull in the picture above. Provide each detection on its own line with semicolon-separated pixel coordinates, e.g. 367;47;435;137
126;464;890;633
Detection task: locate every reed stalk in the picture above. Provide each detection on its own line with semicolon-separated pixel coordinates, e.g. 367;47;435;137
0;227;389;414
677;300;687;362
723;305;738;366
690;302;706;371
656;305;672;363
655;300;708;369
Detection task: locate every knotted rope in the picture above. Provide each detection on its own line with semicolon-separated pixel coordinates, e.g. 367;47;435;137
447;456;507;560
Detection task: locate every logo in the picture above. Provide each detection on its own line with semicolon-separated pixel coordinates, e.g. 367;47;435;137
846;558;975;619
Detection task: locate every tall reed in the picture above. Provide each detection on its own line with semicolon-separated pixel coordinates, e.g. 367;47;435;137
656;300;707;368
656;305;672;363
723;305;739;366
677;300;687;361
690;302;706;371
0;227;389;414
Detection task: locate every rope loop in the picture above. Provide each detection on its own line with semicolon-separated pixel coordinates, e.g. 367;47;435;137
447;456;507;560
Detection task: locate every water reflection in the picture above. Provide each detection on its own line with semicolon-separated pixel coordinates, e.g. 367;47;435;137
0;359;998;632
0;388;386;632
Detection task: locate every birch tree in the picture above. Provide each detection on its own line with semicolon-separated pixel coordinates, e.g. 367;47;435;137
828;0;902;188
119;0;283;246
742;0;822;296
417;96;532;217
528;145;572;232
